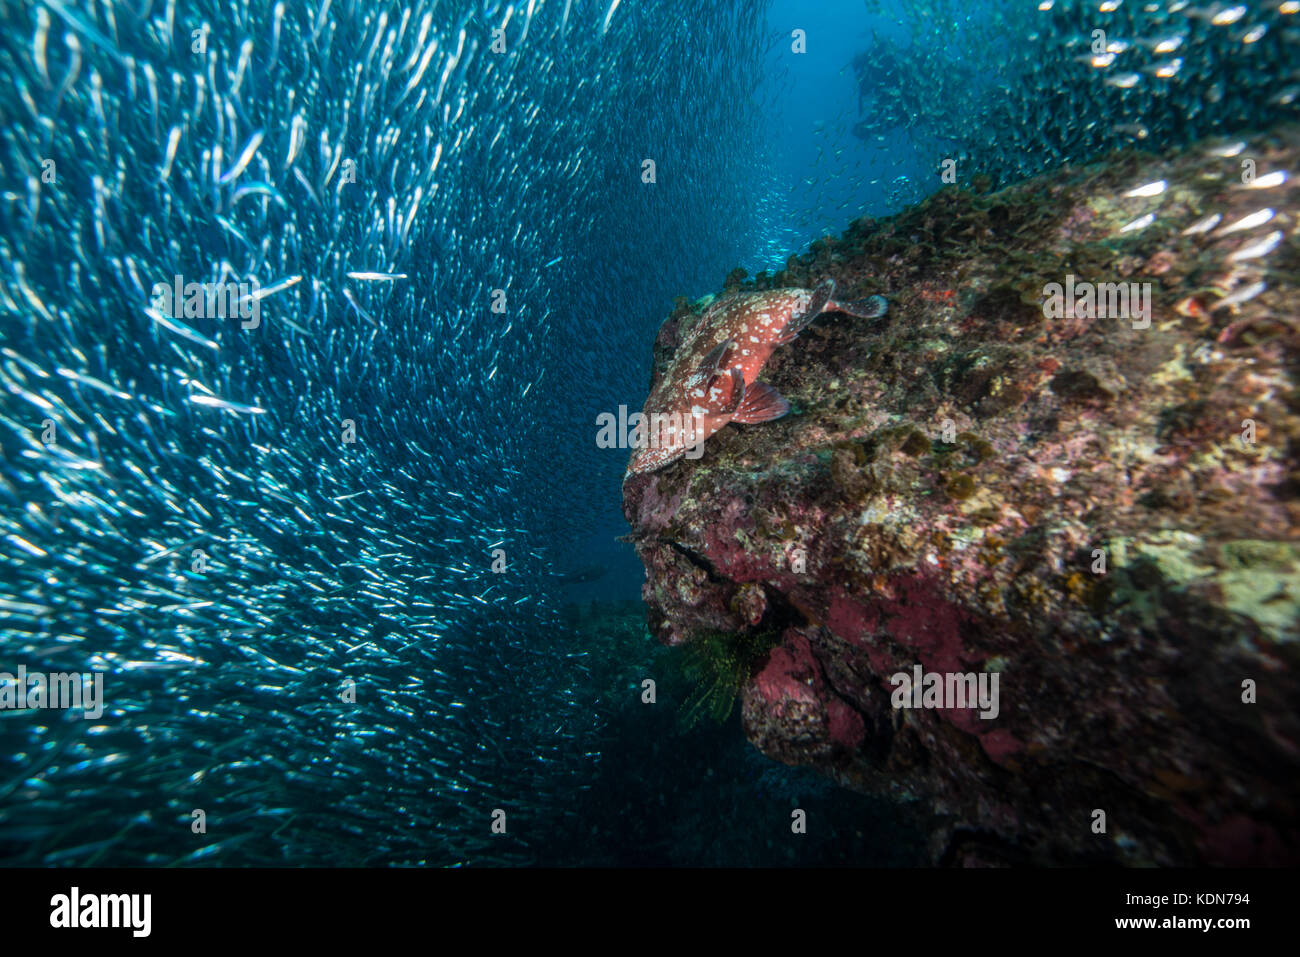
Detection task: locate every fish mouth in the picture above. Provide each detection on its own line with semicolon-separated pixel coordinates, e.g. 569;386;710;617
624;450;653;479
625;445;677;479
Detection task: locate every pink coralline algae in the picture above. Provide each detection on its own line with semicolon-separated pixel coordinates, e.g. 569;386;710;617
624;127;1300;865
742;631;865;765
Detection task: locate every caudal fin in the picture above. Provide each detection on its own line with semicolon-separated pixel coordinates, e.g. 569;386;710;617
828;294;888;319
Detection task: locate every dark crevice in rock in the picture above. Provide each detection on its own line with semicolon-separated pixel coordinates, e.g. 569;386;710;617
662;539;722;582
754;582;807;636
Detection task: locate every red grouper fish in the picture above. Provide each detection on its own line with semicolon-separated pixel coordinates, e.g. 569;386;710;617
626;278;887;476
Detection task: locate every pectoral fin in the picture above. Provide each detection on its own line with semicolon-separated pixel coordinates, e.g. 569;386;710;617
696;339;735;377
682;368;744;456
683;339;738;395
731;381;789;424
715;367;746;415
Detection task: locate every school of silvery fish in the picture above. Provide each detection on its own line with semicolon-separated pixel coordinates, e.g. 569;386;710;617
0;0;1296;865
852;0;1300;196
0;0;775;866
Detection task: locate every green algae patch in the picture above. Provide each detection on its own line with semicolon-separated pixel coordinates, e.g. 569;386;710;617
1218;541;1300;644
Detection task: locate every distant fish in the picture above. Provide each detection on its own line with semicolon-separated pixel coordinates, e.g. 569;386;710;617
1243;170;1289;189
1182;212;1222;235
1142;57;1184;78
1210;280;1266;312
1136;33;1185;55
346;271;408;281
626;279;887;475
188;394;267;415
1119;212;1156;233
554;565;609;585
1124;179;1167;198
1214;207;1274;235
1113;122;1149;139
1184;4;1247;26
1104;73;1141;89
1206;140;1247;157
218;129;264;185
1228;229;1283;262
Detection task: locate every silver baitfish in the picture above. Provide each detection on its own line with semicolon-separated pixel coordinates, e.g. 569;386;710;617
0;0;775;866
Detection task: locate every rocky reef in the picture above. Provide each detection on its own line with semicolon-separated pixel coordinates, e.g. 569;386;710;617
623;126;1300;866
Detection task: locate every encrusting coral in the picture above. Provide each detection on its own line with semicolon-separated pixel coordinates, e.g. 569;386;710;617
624;125;1300;866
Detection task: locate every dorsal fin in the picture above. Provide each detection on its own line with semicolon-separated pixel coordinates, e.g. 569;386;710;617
698;295;736;323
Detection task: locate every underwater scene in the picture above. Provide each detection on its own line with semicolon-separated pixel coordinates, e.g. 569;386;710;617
0;0;1298;875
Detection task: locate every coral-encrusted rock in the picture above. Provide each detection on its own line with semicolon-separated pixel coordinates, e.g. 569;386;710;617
624;125;1300;865
741;629;866;765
